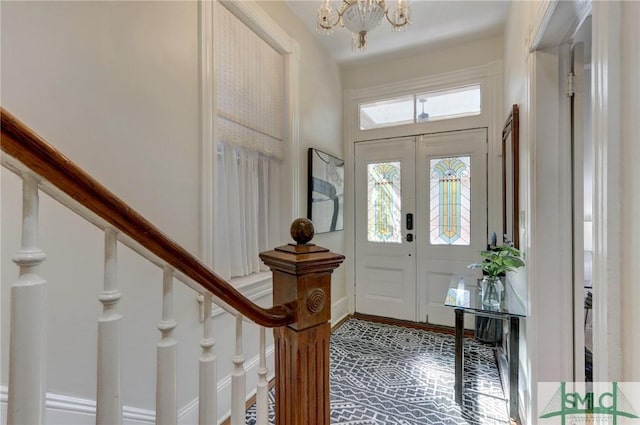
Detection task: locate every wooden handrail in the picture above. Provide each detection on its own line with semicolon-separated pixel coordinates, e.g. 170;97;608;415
0;107;293;328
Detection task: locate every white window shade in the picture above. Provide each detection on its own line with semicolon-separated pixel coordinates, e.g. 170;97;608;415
215;4;284;159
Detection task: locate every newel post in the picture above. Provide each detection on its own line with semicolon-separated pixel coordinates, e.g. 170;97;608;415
259;219;344;425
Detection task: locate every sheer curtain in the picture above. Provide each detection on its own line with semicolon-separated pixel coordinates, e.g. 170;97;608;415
213;3;284;280
214;143;280;279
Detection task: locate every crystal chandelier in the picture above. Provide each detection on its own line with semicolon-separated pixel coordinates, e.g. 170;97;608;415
317;0;411;51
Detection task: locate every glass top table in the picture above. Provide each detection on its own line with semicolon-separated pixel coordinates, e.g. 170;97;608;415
444;277;527;317
443;277;527;423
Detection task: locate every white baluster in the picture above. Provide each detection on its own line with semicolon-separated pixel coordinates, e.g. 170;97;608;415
97;228;122;425
156;266;177;425
256;327;269;425
7;173;47;425
199;293;217;425
231;314;246;425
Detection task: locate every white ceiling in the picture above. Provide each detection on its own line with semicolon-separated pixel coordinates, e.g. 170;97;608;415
284;0;510;67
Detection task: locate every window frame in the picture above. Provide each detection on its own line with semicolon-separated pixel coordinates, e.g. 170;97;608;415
358;83;483;131
200;0;300;279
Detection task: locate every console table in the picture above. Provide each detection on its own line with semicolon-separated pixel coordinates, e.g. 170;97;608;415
444;278;526;423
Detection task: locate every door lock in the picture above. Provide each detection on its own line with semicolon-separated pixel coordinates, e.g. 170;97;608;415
406;213;414;230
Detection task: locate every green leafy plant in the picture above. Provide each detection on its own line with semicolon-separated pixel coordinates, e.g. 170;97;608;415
468;246;525;278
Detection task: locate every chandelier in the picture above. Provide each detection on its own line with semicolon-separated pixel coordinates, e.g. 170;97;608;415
317;0;411;51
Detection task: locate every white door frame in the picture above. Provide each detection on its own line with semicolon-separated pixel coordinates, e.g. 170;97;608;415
343;62;503;318
589;1;623;383
570;40;587;381
526;0;623;422
529;0;622;378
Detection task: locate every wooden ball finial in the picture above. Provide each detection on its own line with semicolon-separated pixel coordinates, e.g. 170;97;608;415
290;218;314;245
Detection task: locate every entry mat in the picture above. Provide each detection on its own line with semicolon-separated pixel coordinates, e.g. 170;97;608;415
246;318;510;425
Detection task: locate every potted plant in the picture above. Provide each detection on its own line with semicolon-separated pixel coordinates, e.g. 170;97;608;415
468;246;525;308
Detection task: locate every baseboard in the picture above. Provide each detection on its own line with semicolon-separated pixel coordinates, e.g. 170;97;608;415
352;312;476;337
178;344;276;425
1;295;343;425
0;386;155;424
331;296;349;326
182;298;347;424
0;343;276;425
177;397;199;425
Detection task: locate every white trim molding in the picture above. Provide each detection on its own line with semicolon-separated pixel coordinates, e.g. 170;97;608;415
1;344;277;425
591;0;622;382
345;64;497;142
346;63;494;102
523;4;597;423
0;387;155;425
178;346;276;425
331;296;349;326
199;0;215;267
530;0;592;51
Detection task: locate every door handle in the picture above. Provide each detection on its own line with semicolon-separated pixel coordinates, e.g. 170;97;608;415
406;213;413;230
406;233;414;242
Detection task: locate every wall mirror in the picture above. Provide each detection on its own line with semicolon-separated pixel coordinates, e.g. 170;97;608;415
502;104;520;248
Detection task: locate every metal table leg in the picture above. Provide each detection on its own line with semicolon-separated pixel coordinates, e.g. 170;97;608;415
509;316;520;422
454;308;464;405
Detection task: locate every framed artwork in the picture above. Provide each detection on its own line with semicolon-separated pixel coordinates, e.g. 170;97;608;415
307;148;344;233
502;104;520;248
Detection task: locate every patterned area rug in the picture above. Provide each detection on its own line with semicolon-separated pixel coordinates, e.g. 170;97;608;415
246;318;510;425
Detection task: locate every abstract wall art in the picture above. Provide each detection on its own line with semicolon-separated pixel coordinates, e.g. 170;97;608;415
307;148;344;233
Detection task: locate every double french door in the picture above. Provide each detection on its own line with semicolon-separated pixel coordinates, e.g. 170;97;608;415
354;128;488;325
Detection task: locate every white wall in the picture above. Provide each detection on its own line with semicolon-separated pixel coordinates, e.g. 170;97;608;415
1;1;203;414
1;1;201;252
620;1;640;381
1;0;345;422
342;35;503;90
258;1;347;310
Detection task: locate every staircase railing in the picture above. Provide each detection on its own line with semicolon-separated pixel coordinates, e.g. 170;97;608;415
1;108;344;425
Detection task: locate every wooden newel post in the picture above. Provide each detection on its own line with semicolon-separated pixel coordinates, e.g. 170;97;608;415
259;218;344;425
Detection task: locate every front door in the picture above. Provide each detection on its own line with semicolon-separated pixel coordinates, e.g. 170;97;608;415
354;137;417;321
354;129;488;325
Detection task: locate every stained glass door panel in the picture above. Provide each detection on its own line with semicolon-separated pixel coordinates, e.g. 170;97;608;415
429;156;471;245
367;162;402;243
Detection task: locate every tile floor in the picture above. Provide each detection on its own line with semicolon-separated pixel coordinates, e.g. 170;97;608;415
246;318;510;425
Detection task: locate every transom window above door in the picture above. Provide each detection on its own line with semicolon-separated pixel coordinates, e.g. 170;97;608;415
359;84;482;130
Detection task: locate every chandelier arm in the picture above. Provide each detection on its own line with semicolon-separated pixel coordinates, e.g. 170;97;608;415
336;0;351;17
318;12;342;31
384;10;410;28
